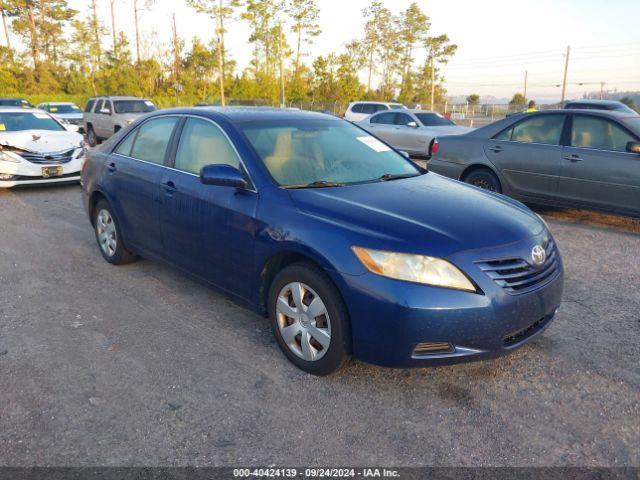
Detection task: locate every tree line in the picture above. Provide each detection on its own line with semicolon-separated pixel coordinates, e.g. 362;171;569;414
0;0;457;108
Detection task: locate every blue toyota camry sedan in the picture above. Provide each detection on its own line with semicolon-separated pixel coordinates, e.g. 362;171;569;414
81;107;564;375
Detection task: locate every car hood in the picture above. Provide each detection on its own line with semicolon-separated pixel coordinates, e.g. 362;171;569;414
54;112;83;120
421;125;474;135
0;129;83;153
287;173;543;258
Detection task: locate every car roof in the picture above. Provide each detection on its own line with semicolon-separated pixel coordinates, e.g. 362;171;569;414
0;107;44;113
565;99;621;106
151;106;340;124
90;96;148;101
351;101;403;105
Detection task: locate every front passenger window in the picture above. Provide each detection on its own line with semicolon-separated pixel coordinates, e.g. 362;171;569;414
174;118;240;175
129;117;179;164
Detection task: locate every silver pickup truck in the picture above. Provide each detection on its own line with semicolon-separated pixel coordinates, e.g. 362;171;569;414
83;96;156;146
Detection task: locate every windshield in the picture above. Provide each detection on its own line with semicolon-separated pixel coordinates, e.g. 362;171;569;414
49;104;81;114
240;119;420;187
113;100;156;114
623;117;640;134
415;113;455;126
0;112;64;132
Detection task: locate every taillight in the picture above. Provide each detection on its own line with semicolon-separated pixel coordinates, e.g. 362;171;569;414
431;138;440;156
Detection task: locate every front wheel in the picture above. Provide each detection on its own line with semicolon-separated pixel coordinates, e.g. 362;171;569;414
268;263;351;375
464;168;502;193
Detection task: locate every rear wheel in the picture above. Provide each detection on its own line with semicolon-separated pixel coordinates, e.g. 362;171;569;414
268;263;351;375
93;200;136;265
464;168;502;193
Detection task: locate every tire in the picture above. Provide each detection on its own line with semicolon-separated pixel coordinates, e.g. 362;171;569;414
93;199;136;265
86;125;98;147
268;263;351;375
464;168;502;193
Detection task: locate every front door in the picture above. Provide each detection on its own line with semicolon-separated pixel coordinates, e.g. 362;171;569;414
484;113;567;199
557;114;640;213
105;116;180;255
160;117;258;300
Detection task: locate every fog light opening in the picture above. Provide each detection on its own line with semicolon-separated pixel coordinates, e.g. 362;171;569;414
413;342;455;356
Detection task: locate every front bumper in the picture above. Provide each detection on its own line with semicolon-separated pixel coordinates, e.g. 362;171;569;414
337;233;564;368
0;156;83;188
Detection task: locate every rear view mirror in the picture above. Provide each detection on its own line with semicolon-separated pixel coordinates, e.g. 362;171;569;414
200;164;248;189
407;121;418;128
626;141;640;154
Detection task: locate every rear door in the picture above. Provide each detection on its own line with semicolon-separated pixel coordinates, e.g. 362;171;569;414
368;112;398;145
558;114;640;213
105;116;180;255
160;116;258;298
483;113;567;199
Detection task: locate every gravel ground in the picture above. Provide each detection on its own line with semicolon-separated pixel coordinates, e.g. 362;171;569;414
0;185;638;467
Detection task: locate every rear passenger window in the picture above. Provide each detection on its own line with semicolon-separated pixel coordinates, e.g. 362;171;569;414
129;117;179;164
85;99;95;113
361;104;379;114
351;104;364;114
371;112;396;125
114;131;137;156
174;118;240;175
571;115;635;152
496;115;566;145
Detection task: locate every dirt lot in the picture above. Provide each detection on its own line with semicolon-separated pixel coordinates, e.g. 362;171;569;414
0;185;638;467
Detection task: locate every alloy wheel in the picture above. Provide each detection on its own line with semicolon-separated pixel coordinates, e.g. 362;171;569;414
96;209;117;257
276;282;331;361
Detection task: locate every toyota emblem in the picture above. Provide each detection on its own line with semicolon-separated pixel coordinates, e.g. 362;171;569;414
531;245;546;266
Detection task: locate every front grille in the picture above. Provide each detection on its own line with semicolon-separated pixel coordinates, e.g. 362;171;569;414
475;239;559;295
19;148;77;164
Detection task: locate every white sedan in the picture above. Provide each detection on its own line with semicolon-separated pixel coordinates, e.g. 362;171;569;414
0;108;85;187
356;109;473;158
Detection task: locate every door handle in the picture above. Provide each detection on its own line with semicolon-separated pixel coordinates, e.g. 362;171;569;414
162;180;177;194
563;154;582;162
107;162;117;173
489;145;504;153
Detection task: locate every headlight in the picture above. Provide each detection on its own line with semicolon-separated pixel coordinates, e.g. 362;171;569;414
352;246;476;292
0;150;21;163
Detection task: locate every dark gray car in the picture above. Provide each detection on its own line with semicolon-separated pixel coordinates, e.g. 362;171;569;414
428;109;640;217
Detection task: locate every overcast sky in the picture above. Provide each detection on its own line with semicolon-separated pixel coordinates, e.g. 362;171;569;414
47;0;640;102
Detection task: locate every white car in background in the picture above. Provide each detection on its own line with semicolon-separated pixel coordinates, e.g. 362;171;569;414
344;101;407;122
356;109;474;158
0;108;85;187
36;102;84;132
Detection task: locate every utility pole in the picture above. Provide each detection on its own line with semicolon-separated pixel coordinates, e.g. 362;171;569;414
133;0;141;63
215;0;226;106
1;4;11;50
110;0;117;55
429;55;435;111
171;12;180;105
560;45;570;103
599;81;606;100
523;70;528;102
278;23;285;108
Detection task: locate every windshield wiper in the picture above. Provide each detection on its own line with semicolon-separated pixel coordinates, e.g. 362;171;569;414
378;173;420;182
285;180;348;189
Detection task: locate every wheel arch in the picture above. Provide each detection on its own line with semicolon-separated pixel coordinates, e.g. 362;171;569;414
88;190;108;226
459;162;501;182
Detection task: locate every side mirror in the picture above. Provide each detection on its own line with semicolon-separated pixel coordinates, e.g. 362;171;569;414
200;164;248;189
626;141;640;154
407;121;419;128
399;150;410;159
100;108;111;115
